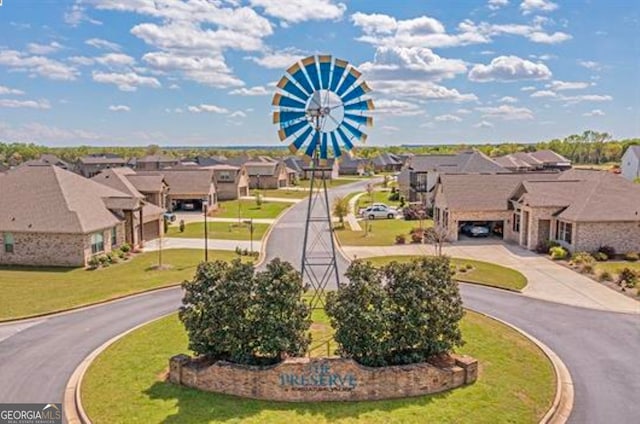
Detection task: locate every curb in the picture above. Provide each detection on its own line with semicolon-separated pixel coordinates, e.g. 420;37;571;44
469;309;574;424
64;313;174;424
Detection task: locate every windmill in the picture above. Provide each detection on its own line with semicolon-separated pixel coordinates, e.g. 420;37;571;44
272;55;374;307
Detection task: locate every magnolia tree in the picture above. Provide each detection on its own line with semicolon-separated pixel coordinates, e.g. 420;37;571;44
179;258;311;365
326;256;464;367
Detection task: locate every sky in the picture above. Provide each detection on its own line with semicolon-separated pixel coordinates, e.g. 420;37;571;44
0;0;638;147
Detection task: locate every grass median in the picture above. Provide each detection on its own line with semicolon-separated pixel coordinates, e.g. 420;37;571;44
167;221;270;240
82;310;554;424
0;249;247;321
335;220;434;246
213;200;291;219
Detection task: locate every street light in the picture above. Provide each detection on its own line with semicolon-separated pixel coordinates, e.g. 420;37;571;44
243;218;254;254
203;199;209;261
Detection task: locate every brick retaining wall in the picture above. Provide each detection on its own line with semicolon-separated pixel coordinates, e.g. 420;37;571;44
169;354;478;402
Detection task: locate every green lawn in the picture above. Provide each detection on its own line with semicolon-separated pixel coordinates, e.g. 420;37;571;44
213;200;291;219
167;222;269;240
0;249;246;321
82;310;554;424
366;256;528;291
357;189;401;209
295;178;363;189
595;261;640;276
255;189;310;199
336;219;433;246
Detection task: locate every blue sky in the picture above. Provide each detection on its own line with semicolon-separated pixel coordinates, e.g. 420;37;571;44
0;0;638;147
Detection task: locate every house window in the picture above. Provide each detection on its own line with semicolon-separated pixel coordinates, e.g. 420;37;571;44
513;213;521;232
558;221;573;244
111;227;117;247
218;171;231;181
91;232;105;254
4;233;14;253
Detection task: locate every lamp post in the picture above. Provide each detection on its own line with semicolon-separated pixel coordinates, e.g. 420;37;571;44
203;199;209;261
243;218;254;254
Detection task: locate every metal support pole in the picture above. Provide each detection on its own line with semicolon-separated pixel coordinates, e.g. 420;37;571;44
204;201;209;261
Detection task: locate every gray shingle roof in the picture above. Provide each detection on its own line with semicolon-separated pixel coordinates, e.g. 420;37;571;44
411;151;507;174
91;168;143;199
137;169;215;196
126;174;166;193
78;155;126;165
528;149;571;164
244;162;279;176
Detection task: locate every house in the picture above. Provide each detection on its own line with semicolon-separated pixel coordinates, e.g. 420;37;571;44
134;154;180;171
0;164;164;267
244;161;289;189
38;154;72;170
495;150;571;171
408;151;507;205
125;173;169;208
372;152;403;173
137;169;219;213
493;155;535;171
195;155;228;167
338;156;368;176
432;169;640;254
621;145;640;181
284;156;339;180
207;164;250;200
77;155;127;177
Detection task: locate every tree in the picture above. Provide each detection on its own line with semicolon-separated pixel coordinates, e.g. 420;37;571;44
326;257;464;367
332;195;349;228
424;224;448;256
179;258;311;365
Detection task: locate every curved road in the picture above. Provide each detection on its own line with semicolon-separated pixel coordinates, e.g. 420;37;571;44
1;179;639;424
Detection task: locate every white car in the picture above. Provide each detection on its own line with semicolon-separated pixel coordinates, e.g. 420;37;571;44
360;204;398;220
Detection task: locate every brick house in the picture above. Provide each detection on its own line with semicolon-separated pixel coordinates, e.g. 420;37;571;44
432;169;640;254
77;155;127;177
244;161;289;189
137;169;219;214
134;154;180;171
0;164;163;267
338;156;368;176
207;164;250;200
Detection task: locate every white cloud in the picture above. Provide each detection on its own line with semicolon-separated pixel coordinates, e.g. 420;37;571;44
562;94;612;103
476;104;534;120
0;99;51;109
435;114;462;122
142;51;243;88
27;42;64;55
0;121;104;143
488;0;509;10
520;0;558;15
67;56;95;66
165;108;184;114
0;50;78;81
382;125;400;132
527;31;571;43
229;110;247;118
370;80;478;102
92;71;161;91
169;84;180;90
468;55;552;82
456;108;472;114
229;86;270;96
546;80;589;91
85;38;121;51
499;96;518;103
249;0;346;23
373;99;425;116
248;49;307;69
351;13;398;34
64;4;102;26
188;104;230;114
95;53;136;67
0;85;25;96
359;46;467;81
108;105;130;112
531;90;557;98
521;85;536;91
583;109;604;117
578;60;602;71
473;120;494;128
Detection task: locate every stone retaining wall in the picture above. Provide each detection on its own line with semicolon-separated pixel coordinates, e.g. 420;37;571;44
169;354;478;402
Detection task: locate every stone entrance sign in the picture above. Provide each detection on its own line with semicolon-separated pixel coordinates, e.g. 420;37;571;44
169;355;477;402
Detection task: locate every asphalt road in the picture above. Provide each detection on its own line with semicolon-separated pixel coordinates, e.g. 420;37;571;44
1;178;639;424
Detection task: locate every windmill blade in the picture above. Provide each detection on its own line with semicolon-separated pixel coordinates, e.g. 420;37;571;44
344;113;373;127
340;81;371;104
344;98;375;112
336;127;354;151
304;130;320;159
318;55;332;90
286;61;314;95
330;131;342;158
276;76;308;102
336;66;361;97
330;59;348;92
302;56;321;92
319;132;329;165
278;119;310;141
272;93;306;110
273;110;306;127
342;121;368;143
289;125;314;153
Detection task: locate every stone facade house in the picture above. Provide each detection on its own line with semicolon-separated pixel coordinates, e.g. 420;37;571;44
621;145;640;181
244;161;289;189
208;164;250;200
126;174;168;209
77;155;127;177
372;152;404;173
137;169;219;214
0;164;163;267
134;154;180;171
338;156;367;176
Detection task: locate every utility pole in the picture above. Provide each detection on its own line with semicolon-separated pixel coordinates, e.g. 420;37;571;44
203;199;209;261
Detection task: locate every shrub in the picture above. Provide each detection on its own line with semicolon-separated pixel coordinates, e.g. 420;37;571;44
597;245;616;258
598;271;613;282
255;192;263;208
87;256;100;269
179;220;185;233
410;231;423;244
117;249;125;259
98;255;110;266
624;252;639;262
550;246;568;260
326;257;464;367
618;268;638;288
593;252;608;262
179;258;310;365
399;196;406;208
119;243;131;253
388;191;400;201
572;251;594;264
580;263;595;274
465;263;473;270
163;218;169;234
535;239;560;254
395;234;406;244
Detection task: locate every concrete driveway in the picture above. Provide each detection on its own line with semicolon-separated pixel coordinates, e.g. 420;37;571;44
341;241;640;314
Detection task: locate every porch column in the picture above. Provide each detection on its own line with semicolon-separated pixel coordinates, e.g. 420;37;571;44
138;208;144;247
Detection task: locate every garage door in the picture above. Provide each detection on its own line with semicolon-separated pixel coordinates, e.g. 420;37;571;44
143;220;161;241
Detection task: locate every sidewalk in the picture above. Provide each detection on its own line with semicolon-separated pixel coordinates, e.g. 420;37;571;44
144;237;254;252
346;192;364;231
340;243;640;314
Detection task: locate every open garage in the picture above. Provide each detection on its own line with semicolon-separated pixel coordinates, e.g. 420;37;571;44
458;220;505;240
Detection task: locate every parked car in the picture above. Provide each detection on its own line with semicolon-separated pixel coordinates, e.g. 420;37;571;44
460;223;490;237
182;202;196;210
163;212;176;222
360;204;398;220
